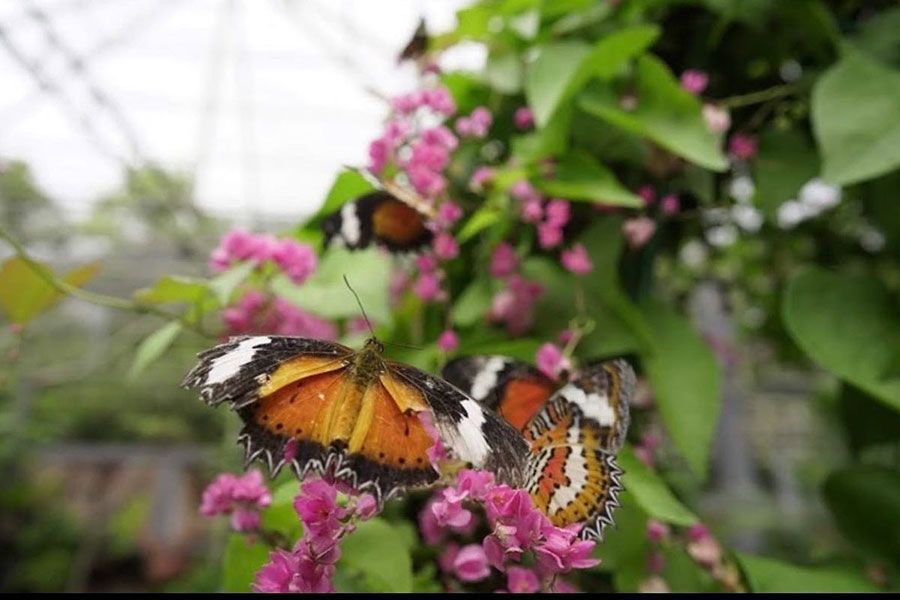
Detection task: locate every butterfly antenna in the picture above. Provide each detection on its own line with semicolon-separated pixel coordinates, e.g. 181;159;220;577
343;275;376;339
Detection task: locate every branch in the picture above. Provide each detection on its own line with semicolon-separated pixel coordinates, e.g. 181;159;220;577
0;226;215;338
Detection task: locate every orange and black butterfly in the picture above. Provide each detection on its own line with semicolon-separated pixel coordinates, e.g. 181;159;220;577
182;337;528;503
321;187;433;253
442;355;634;539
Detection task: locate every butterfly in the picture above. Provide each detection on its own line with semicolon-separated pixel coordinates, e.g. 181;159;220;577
321;181;434;253
182;336;528;503
442;355;634;540
397;17;429;65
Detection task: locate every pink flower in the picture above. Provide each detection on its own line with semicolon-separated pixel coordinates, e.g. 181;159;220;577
622;217;657;249
510;179;539;202
455;117;473;137
294;479;346;538
355;494;378;520
647;550;666;574
660;194;680;216
424;86;456;115
368;137;391;173
437;329;459;352
638;184;656;207
535;343;570;379
392;90;426;114
253;549;301;593
490;242;519;278
222;290;266;334
232;508;261;532
454;544;491;582
272;239;317;285
560;244;593;275
688;523;710;542
209;229;260;271
413;272;442;301
545;199;570;227
418;496;447;545
469;166;495;191
416;254;438;272
521;196;544;223
728;133;757;160
646;520;670;543
557;329;575;346
431;488;473;529
514;107;535;130
421;125;458;150
437;201;463;227
634;445;655;467
537;223;563;249
408;139;450;172
407;164;446;197
468;106;493;138
200;469;271;532
680;69;709;94
418;412;448;468
702;103;731;134
432;231;459;260
489;276;544;335
534;525;600;573
283;438;298;463
507;566;540;593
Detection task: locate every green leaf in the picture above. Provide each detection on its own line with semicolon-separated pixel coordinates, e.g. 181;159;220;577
457;207;502;243
308;168;375;224
525;41;591;127
813;48;900;185
128;320;182;379
823;466;900;565
619;445;699;526
524;27;659;129
838;384;900;452
133;275;210;305
261;481;303;542
209;261;256;306
222;534;270;592
452;277;495;327
853;5;900;66
592;495;649;573
639;301;721;477
485;50;523;94
337;517;413;592
579;55;728;171
0;257;99;324
534;151;642;206
783;268;900;411
273;247;391;324
736;552;879;593
752;128;819;217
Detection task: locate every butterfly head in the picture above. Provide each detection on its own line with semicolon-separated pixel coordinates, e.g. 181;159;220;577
363;336;385;355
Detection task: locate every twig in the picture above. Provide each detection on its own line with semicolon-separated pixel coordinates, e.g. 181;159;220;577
719;83;803;109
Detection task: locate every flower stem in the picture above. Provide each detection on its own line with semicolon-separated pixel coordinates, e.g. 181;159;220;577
719;82;803;109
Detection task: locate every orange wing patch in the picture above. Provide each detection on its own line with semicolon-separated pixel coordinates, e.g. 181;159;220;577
372;199;428;245
250;369;347;442
498;379;555;431
258;355;347;398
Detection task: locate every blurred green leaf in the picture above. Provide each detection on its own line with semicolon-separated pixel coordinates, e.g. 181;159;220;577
639;301;721;477
838;384;900;453
525;41;591;127
619;446;699;526
813;47;900;185
736;552;879;593
452;277;494;327
0;257;99;324
823;466;900;566
752;128;819;217
134;275;210;305
261;481;303;542
534;151;642;206
337;517;413;592
485;50;523;93
783;268;900;411
128;320;182;379
273;247;391;324
593;495;649;572
209;261;255;306
457;207;502;243
853;5;900;66
222;534;270;592
579;55;728;171
663;545;718;592
307;168;375;225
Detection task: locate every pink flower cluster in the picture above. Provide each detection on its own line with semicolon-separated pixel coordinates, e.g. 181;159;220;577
469;166;495;191
489;274;544;336
510;179;573;251
535;342;572;380
728;133;758;160
368;86;459;201
253;479;378;593
680;69;709;95
200;469;272;532
420;470;598;592
514;107;534;130
455;106;493;139
210;229;317;286
223;290;338;339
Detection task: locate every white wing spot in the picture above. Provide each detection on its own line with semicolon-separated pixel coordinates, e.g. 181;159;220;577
340;202;361;245
470;357;506;400
437;399;490;466
560;383;616;426
205;337;271;385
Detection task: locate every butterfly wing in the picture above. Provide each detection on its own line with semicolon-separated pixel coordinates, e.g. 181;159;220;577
442;355;557;431
321;191;432;252
384;361;530;487
523;359;635;540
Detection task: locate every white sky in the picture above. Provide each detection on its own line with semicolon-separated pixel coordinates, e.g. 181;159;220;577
0;0;484;224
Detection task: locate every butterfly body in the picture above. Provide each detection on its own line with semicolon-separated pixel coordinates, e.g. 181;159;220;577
321;190;432;252
443;355;634;539
184;336;528;503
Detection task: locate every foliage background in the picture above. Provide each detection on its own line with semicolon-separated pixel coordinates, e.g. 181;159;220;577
1;0;900;593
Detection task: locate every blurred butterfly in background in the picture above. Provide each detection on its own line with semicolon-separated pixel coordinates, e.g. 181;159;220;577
443;355;634;540
320;176;434;253
182;336;528;503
